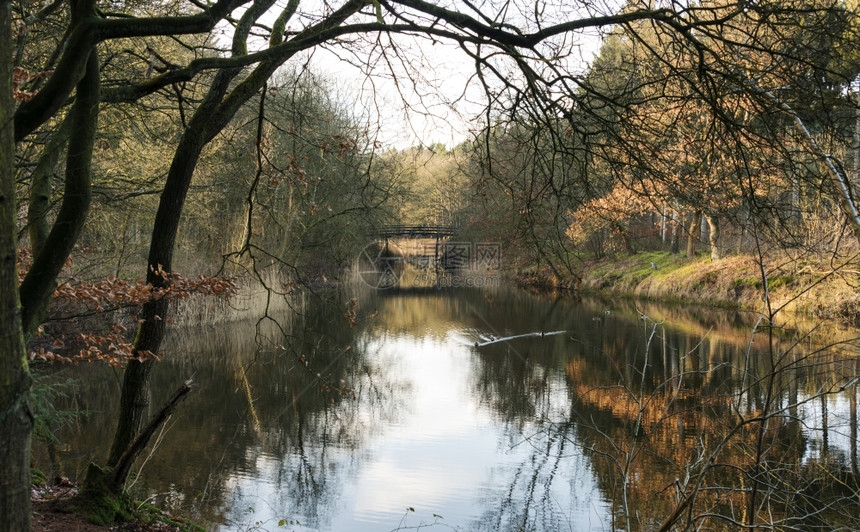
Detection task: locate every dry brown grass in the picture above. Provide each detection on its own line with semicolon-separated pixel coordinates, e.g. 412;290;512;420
579;252;860;327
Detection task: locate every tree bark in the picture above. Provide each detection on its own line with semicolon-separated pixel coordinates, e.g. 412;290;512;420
705;213;721;261
0;1;33;529
615;222;635;254
27;116;73;255
18;45;99;335
686;209;701;259
670;209;680;254
660;207;668;244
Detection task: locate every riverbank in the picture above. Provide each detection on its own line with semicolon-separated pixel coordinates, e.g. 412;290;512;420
31;475;201;531
518;251;860;327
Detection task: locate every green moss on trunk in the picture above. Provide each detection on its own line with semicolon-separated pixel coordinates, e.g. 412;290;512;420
73;464;134;525
63;463;205;530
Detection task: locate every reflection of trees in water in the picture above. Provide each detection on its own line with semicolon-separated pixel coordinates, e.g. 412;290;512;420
193;295;413;529
34;291;407;527
463;295;601;529
475;425;584;532
467;291;860;531
34;288;860;529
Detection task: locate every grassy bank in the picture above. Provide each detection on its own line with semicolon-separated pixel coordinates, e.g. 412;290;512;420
520;251;860;327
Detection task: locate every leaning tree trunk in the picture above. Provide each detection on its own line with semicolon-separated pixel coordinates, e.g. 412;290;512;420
104;0;318;480
105;125;211;468
752;78;860;243
102;0;265;468
81;68;230;523
0;2;32;529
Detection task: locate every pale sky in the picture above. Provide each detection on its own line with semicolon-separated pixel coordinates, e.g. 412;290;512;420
309;38;489;150
231;0;607;150
308;26;603;150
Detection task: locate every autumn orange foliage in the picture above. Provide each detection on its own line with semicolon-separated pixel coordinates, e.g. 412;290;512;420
19;250;237;367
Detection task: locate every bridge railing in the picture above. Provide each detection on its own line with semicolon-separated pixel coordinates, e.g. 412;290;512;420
375;225;456;238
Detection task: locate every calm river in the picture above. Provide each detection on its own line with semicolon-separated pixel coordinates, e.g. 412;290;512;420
35;285;860;531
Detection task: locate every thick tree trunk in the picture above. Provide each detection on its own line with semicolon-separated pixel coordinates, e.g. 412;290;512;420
686;210;702;259
705;213;721;261
0;1;33;529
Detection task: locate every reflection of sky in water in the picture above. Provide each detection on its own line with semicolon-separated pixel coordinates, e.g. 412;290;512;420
799;392;859;464
217;330;609;531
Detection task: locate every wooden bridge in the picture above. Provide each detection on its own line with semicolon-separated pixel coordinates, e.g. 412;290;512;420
359;224;498;289
374;225;456;239
361;225;458;289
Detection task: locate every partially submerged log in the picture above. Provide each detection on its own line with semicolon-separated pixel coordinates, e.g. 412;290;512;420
473;330;566;347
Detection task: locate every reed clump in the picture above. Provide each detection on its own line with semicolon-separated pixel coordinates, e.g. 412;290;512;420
169;268;300;328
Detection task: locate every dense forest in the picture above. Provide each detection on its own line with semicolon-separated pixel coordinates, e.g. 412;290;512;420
3;0;860;530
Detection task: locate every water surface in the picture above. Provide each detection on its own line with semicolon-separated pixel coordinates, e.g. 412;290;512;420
36;286;860;530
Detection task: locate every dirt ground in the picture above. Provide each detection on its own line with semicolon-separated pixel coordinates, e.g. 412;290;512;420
31;481;186;532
